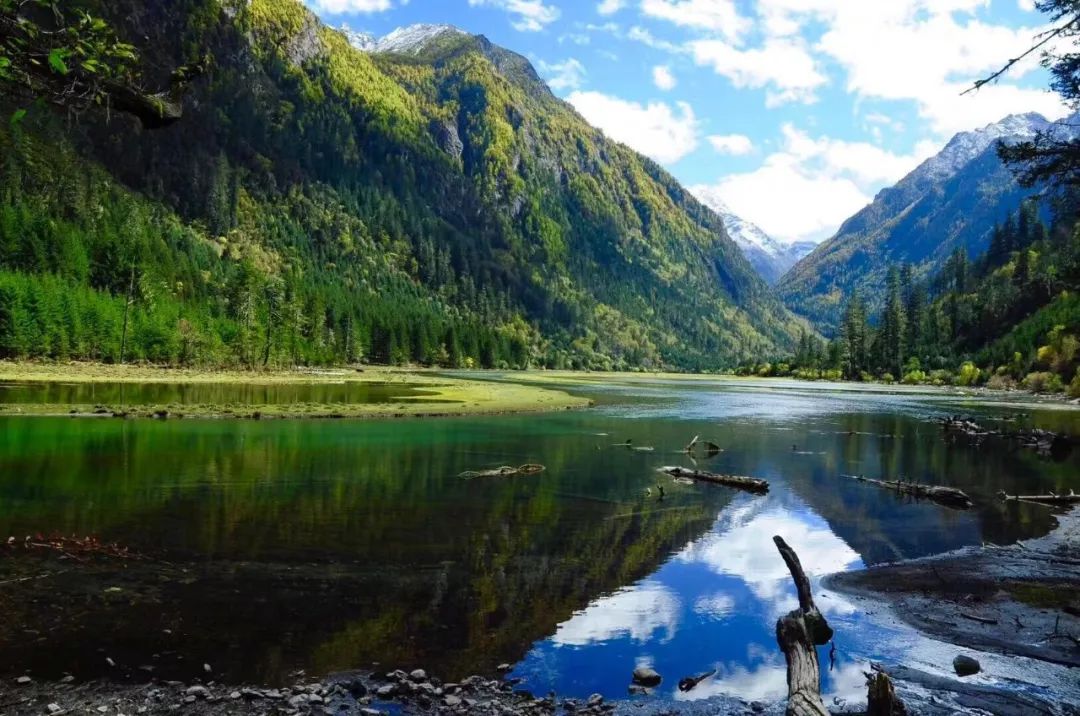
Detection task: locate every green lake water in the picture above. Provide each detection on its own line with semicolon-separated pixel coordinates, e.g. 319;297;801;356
0;376;1076;705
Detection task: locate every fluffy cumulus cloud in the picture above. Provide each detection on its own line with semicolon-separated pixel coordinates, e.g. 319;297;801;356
305;0;401;13
539;58;587;91
707;133;753;155
692;123;939;242
690;36;826;106
467;0;560;31
567;91;700;164
597;0;626;14
653;64;677;90
755;0;1070;132
641;0;750;41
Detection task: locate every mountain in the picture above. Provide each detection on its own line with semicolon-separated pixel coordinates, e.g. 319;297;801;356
342;23;468;55
778;112;1062;334
692;189;816;284
0;2;804;371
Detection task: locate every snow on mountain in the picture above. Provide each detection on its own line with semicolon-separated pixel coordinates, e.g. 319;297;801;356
343;23;467;55
693;188;815;284
907;112;1052;186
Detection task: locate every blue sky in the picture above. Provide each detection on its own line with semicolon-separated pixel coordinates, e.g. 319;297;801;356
302;0;1068;245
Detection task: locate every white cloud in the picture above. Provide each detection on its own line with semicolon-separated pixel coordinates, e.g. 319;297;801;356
689;37;826;105
467;0;560;31
539;58;587;92
677;506;862;613
641;0;750;41
568;91;700;164
693;123;938;242
627;25;685;54
598;0;625;14
653;65;677;90
750;0;1069;133
552;581;681;646
305;0;399;12
708;133;753;155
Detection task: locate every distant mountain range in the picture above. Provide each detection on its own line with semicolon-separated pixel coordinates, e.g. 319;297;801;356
692;189;817;285
778;112;1067;334
0;5;805;371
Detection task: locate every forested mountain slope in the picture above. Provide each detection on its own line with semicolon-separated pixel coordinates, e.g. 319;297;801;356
778;113;1064;335
0;0;804;371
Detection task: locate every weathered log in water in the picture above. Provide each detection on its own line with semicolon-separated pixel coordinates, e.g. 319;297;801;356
658;466;769;493
866;668;907;716
844;474;972;509
997;489;1080;505
773;535;833;716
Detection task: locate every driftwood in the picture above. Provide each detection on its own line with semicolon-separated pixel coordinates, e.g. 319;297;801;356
658;467;769;493
459;464;545;479
866;667;907;716
997;489;1080;506
677;669;715;692
844;475;972;509
773;536;833;716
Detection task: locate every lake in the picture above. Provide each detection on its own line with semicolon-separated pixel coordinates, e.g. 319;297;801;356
0;375;1075;705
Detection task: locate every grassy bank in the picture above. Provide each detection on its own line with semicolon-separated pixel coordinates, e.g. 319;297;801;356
0;362;591;419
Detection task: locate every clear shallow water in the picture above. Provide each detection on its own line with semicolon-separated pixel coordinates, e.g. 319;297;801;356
0;376;1075;702
0;379;444;406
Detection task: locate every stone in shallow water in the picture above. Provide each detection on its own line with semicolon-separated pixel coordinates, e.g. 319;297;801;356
631;667;661;687
953;654;981;676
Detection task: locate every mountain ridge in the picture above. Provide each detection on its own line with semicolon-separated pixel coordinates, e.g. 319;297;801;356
0;0;804;370
778;111;1066;333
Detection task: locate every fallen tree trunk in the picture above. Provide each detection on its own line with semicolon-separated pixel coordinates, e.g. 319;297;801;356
997;490;1079;506
844;475;972;509
658;467;768;493
773;536;833;716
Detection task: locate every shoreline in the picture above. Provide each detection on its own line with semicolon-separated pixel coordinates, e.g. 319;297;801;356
825;506;1080;712
0;362;592;420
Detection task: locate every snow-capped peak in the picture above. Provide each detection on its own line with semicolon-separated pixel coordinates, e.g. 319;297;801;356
911;112;1051;185
693;188;782;254
344;23;468;55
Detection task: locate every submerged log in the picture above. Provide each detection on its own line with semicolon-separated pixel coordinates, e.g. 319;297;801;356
844;474;972;509
773;536;832;716
997;489;1080;505
658;467;769;493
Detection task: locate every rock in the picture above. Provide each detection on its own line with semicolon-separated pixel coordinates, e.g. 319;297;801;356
47;704;62;714
229;692;241;700
203;663;212;674
444;695;462;707
376;684;397;698
59;675;74;684
587;693;603;707
16;676;32;684
185;686;210;699
627;685;649;696
631;667;662;687
750;702;765;713
496;663;511;672
360;710;383;716
105;658;116;667
953;655;981;677
409;669;427;682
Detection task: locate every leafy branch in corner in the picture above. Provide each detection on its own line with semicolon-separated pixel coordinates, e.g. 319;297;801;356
0;0;205;128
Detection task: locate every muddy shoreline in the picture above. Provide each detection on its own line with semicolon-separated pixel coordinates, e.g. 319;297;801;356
826;506;1080;714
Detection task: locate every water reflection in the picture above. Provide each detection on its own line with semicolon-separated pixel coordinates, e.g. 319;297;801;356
0;376;1077;700
511;495;866;700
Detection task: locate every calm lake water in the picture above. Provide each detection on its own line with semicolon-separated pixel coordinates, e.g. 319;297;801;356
0;380;442;406
0;376;1076;704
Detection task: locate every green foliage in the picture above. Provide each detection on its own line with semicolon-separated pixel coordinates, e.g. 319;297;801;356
0;0;802;371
